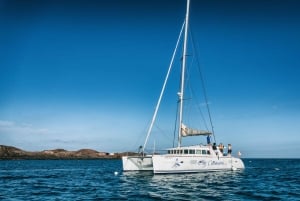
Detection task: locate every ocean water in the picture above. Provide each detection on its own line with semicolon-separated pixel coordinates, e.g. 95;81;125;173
0;159;299;200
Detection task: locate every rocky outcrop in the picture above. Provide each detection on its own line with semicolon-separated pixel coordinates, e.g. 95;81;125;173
0;145;131;160
0;145;31;158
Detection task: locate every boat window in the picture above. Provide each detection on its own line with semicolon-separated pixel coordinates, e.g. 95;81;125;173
196;150;201;154
184;149;188;154
168;150;171;154
179;150;183;154
202;150;207;155
189;149;195;154
207;150;211;155
176;150;180;154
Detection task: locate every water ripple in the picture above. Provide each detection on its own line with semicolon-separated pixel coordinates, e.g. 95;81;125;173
0;159;299;200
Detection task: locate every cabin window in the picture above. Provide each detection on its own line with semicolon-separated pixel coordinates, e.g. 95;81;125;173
189;149;195;154
168;150;171;154
196;150;201;154
202;150;207;155
184;149;188;154
179;150;183;154
207;150;211;155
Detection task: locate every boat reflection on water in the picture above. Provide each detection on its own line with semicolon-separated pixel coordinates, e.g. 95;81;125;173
120;169;245;200
150;170;245;200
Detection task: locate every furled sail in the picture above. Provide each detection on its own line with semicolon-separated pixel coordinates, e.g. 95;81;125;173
181;123;212;137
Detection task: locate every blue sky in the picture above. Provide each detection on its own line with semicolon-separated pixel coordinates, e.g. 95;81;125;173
1;0;300;158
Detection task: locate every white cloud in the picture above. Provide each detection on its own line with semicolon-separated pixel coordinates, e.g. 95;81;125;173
0;120;15;127
0;120;49;135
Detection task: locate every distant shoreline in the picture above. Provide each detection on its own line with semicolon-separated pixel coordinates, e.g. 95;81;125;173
0;145;138;160
2;145;299;160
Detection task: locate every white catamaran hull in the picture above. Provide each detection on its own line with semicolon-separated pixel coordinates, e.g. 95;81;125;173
152;155;244;174
122;156;153;171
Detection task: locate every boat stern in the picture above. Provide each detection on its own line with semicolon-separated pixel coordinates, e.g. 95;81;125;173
122;156;153;171
231;157;245;169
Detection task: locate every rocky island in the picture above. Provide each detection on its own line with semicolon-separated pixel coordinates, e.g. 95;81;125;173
0;145;136;160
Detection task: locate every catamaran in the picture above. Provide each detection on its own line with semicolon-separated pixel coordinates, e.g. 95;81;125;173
122;0;245;173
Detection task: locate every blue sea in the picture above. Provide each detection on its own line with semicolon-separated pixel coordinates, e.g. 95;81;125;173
0;159;299;200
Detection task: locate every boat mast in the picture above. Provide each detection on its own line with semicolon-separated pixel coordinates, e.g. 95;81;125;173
178;0;190;147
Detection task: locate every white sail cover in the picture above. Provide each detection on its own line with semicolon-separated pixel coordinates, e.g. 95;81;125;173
181;123;212;137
